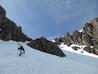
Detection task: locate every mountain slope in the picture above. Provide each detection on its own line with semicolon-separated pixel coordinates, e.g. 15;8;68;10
54;18;98;56
0;40;98;74
0;5;65;57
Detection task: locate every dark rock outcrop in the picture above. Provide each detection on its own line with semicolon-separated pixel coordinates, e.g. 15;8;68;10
55;33;72;46
91;18;98;41
0;6;6;22
0;6;32;42
83;23;94;37
83;46;92;53
72;46;80;50
83;46;98;55
27;37;66;57
71;30;83;45
54;17;98;55
82;33;93;46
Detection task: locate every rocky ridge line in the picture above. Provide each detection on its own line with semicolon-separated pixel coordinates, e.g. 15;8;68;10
54;18;98;55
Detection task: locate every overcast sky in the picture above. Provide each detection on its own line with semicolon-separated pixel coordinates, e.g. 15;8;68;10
0;0;98;39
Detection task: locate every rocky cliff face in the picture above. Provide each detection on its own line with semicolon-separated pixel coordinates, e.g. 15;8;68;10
0;6;32;42
0;6;65;57
54;18;98;55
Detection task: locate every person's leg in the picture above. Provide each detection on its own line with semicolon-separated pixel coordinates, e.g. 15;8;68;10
19;50;22;56
23;50;25;54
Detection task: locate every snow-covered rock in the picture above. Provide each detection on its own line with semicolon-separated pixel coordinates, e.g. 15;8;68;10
59;43;98;58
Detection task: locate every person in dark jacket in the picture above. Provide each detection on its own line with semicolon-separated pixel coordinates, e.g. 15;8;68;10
18;44;25;56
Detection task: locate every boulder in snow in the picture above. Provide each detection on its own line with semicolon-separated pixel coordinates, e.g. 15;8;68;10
27;37;66;57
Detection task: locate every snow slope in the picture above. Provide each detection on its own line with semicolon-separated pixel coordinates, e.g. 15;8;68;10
0;40;98;74
59;43;98;58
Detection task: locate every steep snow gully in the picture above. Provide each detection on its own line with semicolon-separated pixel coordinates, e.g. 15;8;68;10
0;40;98;74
